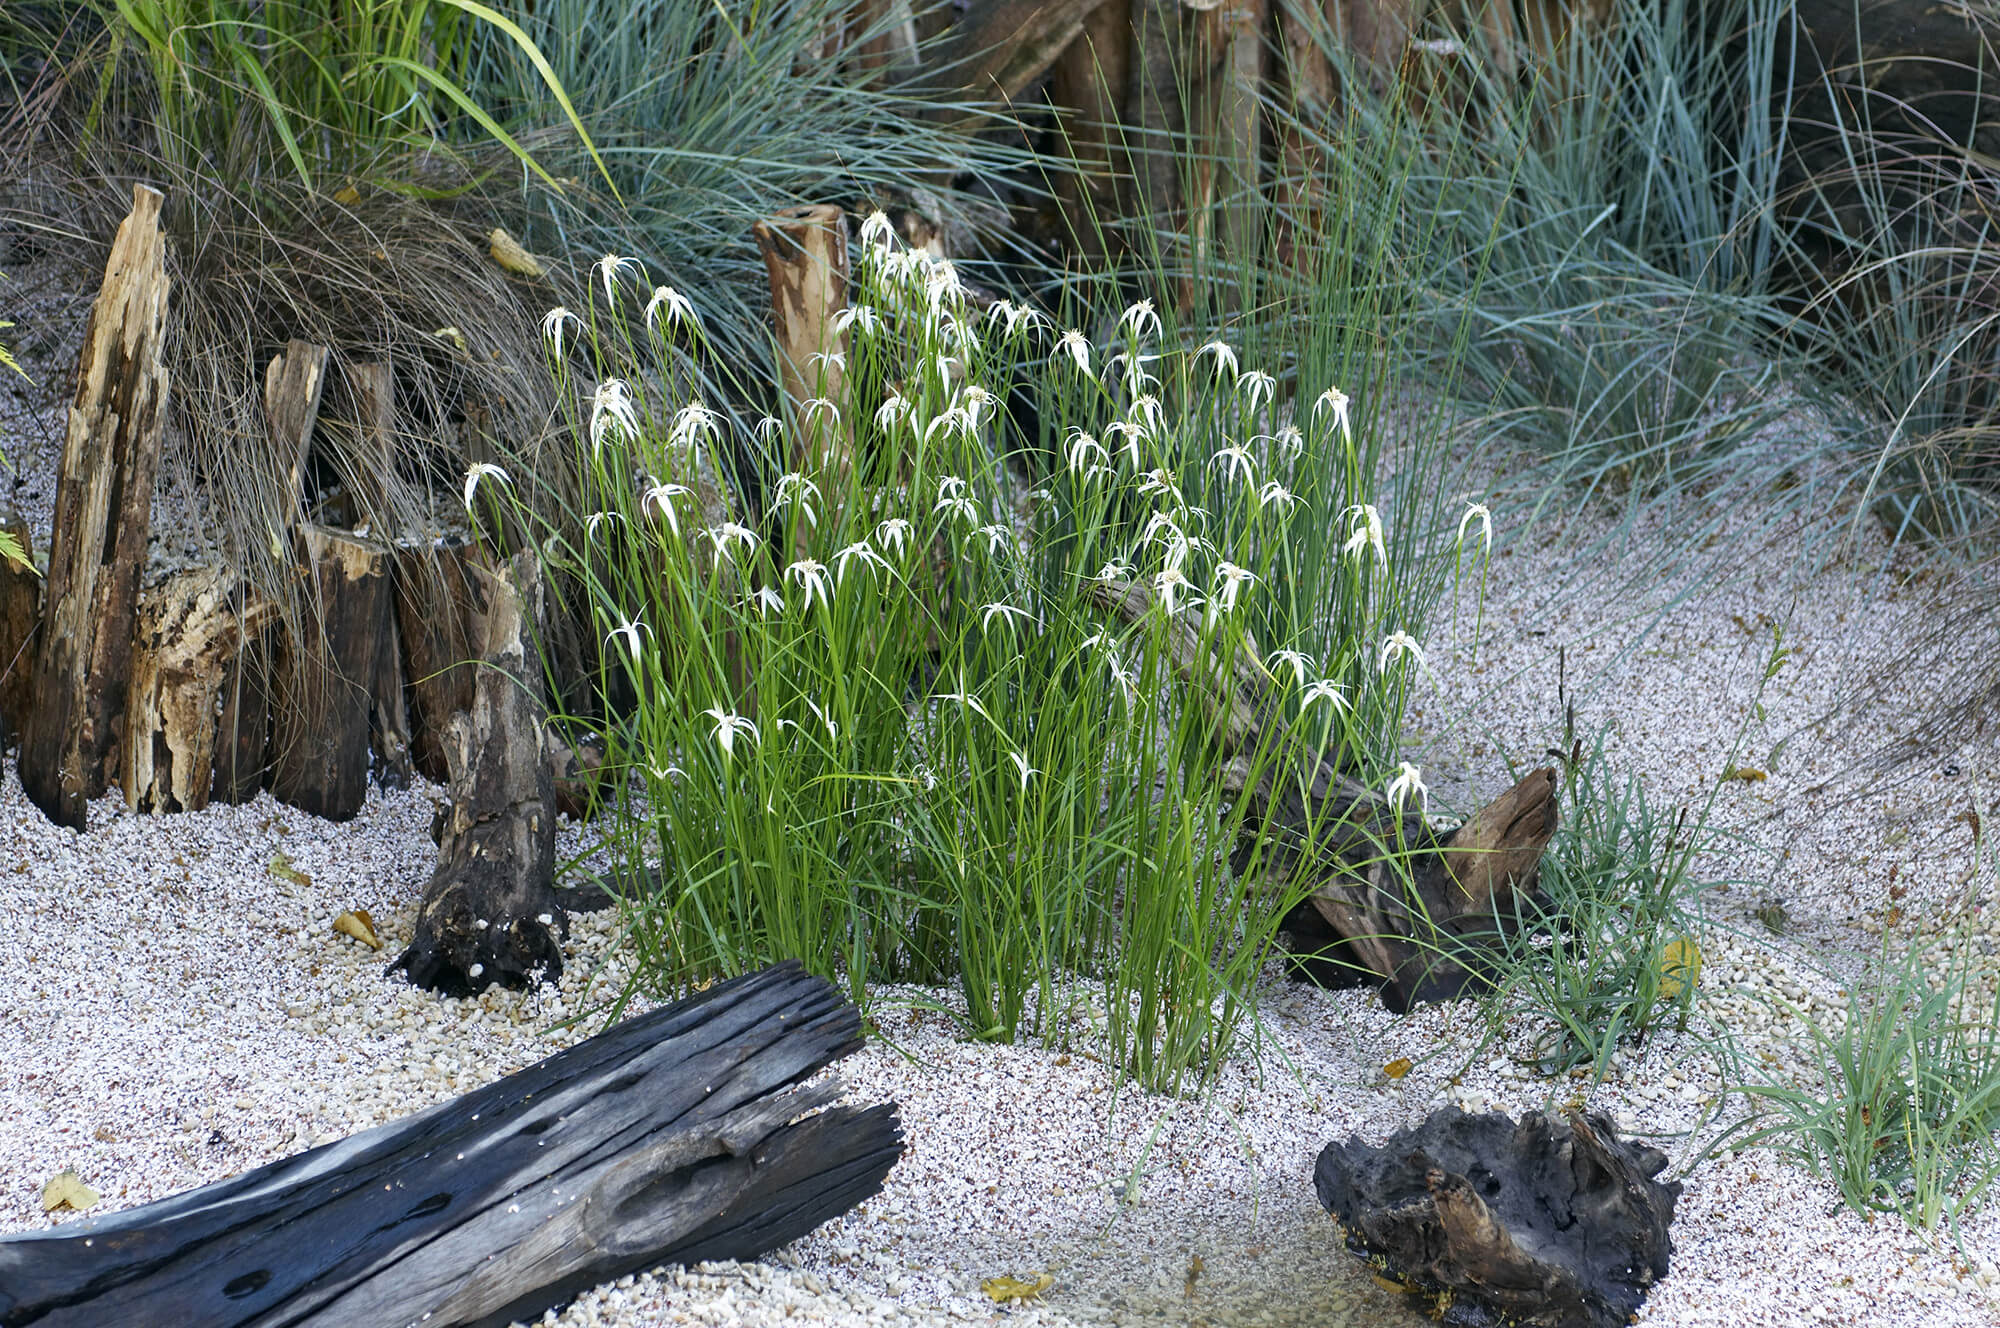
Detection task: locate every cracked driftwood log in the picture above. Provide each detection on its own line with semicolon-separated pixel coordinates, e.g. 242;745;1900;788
17;183;169;830
391;549;563;996
1088;579;1557;1011
1314;1107;1680;1328
0;963;904;1328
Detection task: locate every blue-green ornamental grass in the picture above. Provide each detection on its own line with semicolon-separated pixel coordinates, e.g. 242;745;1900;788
498;224;1490;1095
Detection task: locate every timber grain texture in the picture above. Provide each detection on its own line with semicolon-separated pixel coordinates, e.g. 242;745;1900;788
0;963;902;1328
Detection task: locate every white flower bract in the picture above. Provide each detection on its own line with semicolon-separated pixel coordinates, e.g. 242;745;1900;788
462;462;511;512
1387;761;1428;816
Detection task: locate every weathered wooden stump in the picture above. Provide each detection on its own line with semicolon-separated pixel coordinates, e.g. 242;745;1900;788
124;567;277;813
17;183;169;830
0;507;39;745
391;549;563;996
393;535;487;783
1315;1108;1680;1328
0;963;903;1328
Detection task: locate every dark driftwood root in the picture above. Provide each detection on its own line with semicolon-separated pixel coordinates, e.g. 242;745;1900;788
392;549;563;996
1315;1108;1680;1328
0;963;903;1328
1086;578;1558;1010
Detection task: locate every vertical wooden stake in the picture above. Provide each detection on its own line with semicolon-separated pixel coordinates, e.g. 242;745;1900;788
0;508;38;746
755;205;853;556
18;183;170;830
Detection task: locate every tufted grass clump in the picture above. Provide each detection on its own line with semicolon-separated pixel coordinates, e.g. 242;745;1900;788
1737;923;2000;1232
1475;631;1789;1077
494;222;1483;1094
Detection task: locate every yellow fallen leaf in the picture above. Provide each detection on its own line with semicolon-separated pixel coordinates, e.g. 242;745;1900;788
333;909;381;950
432;326;468;354
1657;936;1702;1000
981;1272;1053;1303
41;1170;98;1213
1721;766;1767;783
331;183;361;206
488;227;545;278
1382;1057;1413;1080
269;851;311;888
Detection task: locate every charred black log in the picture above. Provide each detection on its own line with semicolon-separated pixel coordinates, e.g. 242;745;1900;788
1315;1107;1680;1328
0;963;902;1328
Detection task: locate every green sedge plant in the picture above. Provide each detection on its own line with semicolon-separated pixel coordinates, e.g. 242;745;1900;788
498;211;1485;1094
1733;797;2000;1233
1476;630;1789;1077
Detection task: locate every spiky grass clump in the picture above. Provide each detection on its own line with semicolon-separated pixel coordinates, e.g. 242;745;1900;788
503;216;1483;1094
1739;923;2000;1232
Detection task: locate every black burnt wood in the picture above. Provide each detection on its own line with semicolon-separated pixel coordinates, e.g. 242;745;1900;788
0;963;902;1328
1315;1107;1679;1328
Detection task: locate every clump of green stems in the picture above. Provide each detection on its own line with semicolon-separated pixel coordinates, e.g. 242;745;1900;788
1476;631;1788;1077
1736;922;2000;1233
495;222;1486;1094
80;0;603;195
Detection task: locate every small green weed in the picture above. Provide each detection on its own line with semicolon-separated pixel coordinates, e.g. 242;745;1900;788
1478;631;1787;1076
1737;925;2000;1230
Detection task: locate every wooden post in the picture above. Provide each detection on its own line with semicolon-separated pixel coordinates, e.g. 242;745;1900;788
393;536;486;783
17;183;170;830
755;205;853;558
211;622;276;805
269;525;395;821
0;507;39;745
754;204;851;443
124;567;278;814
1047;1;1135;265
346;358;395;529
1125;0;1188;234
1274;0;1337;270
391;550;563;995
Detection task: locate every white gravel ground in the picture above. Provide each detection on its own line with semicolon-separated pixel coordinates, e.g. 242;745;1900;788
5;276;2000;1325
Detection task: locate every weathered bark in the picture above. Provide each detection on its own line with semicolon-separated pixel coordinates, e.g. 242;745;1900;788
1315;1108;1681;1328
1088;578;1558;1011
0;964;904;1328
1047;0;1134;263
124;567;277;814
933;0;1111;105
17;183;170;829
391;550;563;996
211;624;276;805
394;536;487;783
0;508;38;744
269;525;396;821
